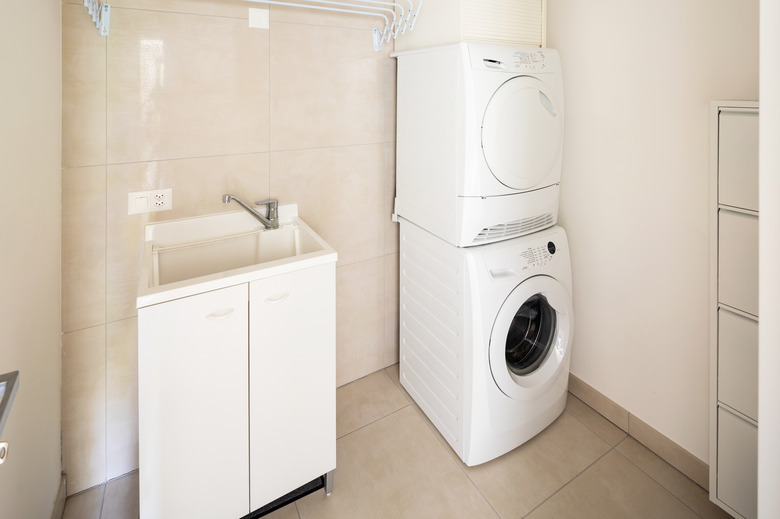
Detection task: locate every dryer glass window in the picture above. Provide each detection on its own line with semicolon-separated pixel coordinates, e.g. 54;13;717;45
505;294;557;376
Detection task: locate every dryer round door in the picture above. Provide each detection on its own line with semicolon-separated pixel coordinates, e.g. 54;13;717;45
481;76;563;191
489;275;573;401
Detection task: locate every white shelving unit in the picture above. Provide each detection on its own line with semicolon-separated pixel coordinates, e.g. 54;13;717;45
710;101;759;519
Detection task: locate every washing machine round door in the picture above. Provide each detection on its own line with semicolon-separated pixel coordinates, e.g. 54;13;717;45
489;275;573;400
481;76;563;191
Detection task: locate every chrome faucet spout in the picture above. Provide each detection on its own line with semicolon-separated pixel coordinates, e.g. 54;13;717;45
222;194;279;229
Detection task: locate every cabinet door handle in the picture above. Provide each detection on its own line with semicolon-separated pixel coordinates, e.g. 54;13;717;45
205;307;235;320
264;293;290;304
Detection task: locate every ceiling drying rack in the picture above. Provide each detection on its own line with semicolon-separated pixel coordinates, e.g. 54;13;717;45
83;0;421;51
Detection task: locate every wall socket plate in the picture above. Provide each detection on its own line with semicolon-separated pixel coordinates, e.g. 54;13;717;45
128;188;173;215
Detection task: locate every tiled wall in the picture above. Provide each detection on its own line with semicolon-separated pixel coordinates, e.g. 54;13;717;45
62;1;398;495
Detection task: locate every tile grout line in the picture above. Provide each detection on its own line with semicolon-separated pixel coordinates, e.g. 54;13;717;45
614;440;709;519
521;443;619;518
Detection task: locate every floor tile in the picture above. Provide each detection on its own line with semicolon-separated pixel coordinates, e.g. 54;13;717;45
101;472;140;519
566;393;628;447
616;438;731;519
384;364;413;403
263;502;300;519
63;485;104;519
336;370;409;438
463;411;612;518
526;450;699;519
295;407;498;519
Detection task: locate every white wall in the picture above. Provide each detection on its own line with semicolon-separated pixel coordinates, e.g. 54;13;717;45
0;0;62;517
547;0;758;462
759;0;780;515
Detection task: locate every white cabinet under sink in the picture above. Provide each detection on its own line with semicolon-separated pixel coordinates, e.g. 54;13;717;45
137;206;337;519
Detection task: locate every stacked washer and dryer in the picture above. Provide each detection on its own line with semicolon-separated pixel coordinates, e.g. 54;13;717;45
394;42;574;466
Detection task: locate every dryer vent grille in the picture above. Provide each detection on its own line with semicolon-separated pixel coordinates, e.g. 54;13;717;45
473;214;554;244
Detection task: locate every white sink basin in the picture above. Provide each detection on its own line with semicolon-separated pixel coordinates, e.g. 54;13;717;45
137;204;337;307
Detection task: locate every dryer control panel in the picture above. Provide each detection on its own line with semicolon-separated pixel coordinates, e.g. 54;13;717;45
470;43;557;74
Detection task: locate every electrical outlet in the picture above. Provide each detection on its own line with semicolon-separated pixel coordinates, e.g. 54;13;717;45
128;188;173;214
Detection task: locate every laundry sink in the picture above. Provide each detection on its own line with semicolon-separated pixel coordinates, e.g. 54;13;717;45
137;204;337;307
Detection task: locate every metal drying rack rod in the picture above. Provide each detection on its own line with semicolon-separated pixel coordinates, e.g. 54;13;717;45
245;0;422;51
82;0;420;50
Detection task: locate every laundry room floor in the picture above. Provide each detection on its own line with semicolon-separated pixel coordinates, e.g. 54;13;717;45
63;365;730;519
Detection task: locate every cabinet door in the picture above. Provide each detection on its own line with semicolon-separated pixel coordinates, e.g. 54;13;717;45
718;309;758;420
138;284;249;519
718;408;757;519
249;264;336;510
718;210;758;316
718;110;759;212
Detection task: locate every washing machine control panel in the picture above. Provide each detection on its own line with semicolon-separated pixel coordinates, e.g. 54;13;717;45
476;47;556;73
518;241;556;271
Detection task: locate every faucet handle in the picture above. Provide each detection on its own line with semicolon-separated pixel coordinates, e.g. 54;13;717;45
254;199;278;220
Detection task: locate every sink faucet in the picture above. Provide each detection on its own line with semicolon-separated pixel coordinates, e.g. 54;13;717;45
222;194;279;229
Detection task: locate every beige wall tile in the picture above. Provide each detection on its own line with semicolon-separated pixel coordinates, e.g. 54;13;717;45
384;56;397;143
269;4;378;30
296;407;498;518
526;450;698;519
62;326;107;495
270;145;384;267
336;370;408;438
106;8;269;164
464;412;611;517
106;154;270;322
383;253;399;366
62;4;106;168
269;22;389;151
335;258;385;386
62;167;106;333
383;143;398;255
106;318;139;480
106;0;249;18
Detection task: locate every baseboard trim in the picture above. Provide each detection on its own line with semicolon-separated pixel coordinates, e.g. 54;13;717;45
50;473;67;519
568;373;709;490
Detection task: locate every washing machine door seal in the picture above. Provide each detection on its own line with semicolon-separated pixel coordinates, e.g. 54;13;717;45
481;76;563;191
489;275;573;401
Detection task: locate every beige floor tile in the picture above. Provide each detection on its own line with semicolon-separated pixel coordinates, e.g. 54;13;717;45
464;412;612;518
296;407;498;519
384;364;413;403
565;393;628;447
526;450;699;519
263;503;300;519
102;472;140;519
334;259;386;386
337;370;409;438
617;438;731;519
63;485;104;519
107;8;269;164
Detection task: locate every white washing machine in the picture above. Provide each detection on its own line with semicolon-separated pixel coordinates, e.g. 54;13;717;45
399;219;573;466
395;42;564;247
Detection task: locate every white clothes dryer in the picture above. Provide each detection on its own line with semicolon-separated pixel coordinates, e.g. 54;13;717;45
395;42;564;247
399;219;573;466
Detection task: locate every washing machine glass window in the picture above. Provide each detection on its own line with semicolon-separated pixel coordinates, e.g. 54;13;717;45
505;294;557;376
481;76;563;191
